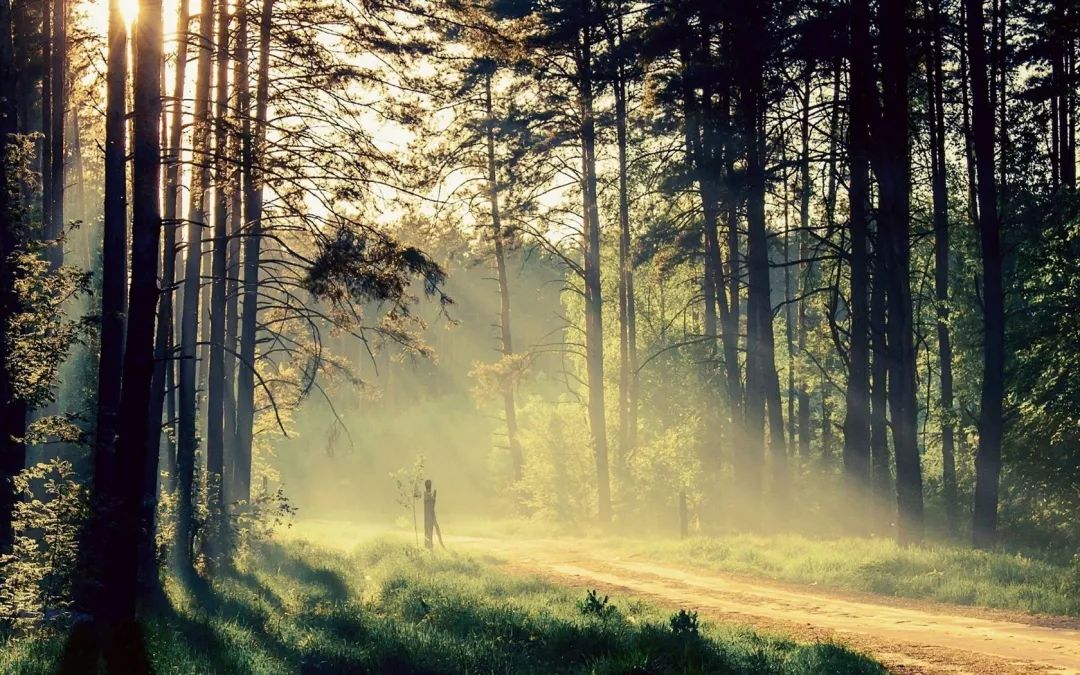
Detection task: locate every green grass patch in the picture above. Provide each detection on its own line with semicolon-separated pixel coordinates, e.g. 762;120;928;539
613;533;1080;617
1;537;884;674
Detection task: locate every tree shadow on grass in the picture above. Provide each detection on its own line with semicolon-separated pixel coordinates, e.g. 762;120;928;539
57;619;155;675
161;554;382;673
255;541;351;602
53;545;887;675
174;569;304;668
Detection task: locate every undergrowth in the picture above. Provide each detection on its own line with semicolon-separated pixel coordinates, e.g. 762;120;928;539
621;533;1080;617
0;536;884;674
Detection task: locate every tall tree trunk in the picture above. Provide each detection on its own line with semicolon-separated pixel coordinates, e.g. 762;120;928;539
141;0;191;593
796;73;812;458
926;0;959;533
223;0;246;498
176;0;215;573
148;0;190;498
681;33;734;474
235;0;274;507
108;0;162;620
1054;2;1074;188
878;0;924;545
869;228;891;505
224;138;241;502
483;72;521;482
87;0;128;609
721;166;742;429
844;0;873;500
578;13;611;523
739;4;765;515
40;0;50;252
0;0;26;559
783;186;795;452
1067;21;1076;188
995;0;1007;198
740;0;786;520
613;23;636;481
70;107;90;271
968;0;1005;550
46;0;64;267
206;0;231;560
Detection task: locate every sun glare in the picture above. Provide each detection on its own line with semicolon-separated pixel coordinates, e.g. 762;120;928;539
120;0;139;26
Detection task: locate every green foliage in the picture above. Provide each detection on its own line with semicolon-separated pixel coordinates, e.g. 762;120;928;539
627;423;702;522
468;352;530;405
576;589;617;620
21;415;85;446
155;481;178;566
0;134;37;235
0;537;886;674
228;488;299;563
0;460;87;628
515;395;595;521
389;455;425;547
1001;194;1080;549
8;249;91;410
616;532;1080;617
669;609;700;638
1064;555;1080;602
304;226;450;321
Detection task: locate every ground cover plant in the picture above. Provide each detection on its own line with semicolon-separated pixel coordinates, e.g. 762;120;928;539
0;537;885;674
607;533;1080;617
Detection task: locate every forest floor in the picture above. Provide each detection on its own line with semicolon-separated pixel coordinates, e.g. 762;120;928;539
452;535;1080;675
291;520;1080;675
0;533;883;674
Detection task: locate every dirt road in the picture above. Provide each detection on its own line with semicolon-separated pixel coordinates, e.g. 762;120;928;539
450;536;1080;675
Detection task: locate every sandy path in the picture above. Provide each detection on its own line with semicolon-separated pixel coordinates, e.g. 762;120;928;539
450;536;1080;675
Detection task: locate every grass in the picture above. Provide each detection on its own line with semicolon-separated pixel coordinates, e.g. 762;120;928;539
277;518;1080;617
607;532;1080;617
0;537;885;674
293;518;1080;617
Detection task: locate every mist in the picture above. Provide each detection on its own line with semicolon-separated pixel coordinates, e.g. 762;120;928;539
2;0;1079;670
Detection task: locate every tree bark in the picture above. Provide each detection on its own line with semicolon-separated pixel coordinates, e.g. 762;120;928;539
968;0;1005;549
784;185;795;452
959;0;980;223
612;21;636;480
869;227;891;504
483;72;522;482
739;0;786;519
41;0;50;242
206;0;232;560
926;0;959;533
86;0;128;610
148;0;190;497
796;73;812;459
46;0;64;268
878;0;924;545
578;11;611;523
1056;3;1075;188
843;0;873;497
108;0;162;620
0;0;26;558
176;0;215;574
235;0;274;507
223;0;247;499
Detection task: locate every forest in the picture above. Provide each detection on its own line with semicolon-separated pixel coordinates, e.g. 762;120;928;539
0;0;1078;671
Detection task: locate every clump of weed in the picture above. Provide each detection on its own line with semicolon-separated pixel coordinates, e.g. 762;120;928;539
1062;555;1080;613
669;609;699;638
577;589;617;620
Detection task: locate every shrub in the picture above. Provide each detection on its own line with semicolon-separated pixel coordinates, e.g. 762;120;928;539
577;589;617;620
0;460;87;628
669;609;700;638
